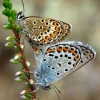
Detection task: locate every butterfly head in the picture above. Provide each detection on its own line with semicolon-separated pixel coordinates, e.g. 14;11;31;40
42;85;51;90
17;11;25;20
16;11;26;32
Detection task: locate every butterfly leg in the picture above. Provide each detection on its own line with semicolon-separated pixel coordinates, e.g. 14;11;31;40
29;66;37;68
31;83;42;92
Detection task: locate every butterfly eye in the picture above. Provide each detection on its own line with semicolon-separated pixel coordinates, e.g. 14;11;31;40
36;73;40;77
17;11;24;20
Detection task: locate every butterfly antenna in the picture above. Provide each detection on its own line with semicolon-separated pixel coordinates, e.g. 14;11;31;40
51;85;61;100
21;0;25;16
52;84;62;95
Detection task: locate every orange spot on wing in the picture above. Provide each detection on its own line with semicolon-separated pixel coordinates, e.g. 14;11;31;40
45;36;49;39
74;55;79;61
73;56;79;67
39;39;44;44
72;51;77;56
73;63;76;67
63;47;68;52
54;22;57;26
34;47;39;54
55;27;60;32
45;35;54;42
45;36;50;43
68;48;73;53
68;49;78;56
50;32;57;38
57;47;62;53
34;47;38;51
46;49;55;53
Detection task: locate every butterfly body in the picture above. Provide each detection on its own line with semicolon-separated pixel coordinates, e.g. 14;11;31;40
33;41;96;89
16;12;71;46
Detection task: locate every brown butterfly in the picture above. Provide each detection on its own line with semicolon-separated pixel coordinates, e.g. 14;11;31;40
16;0;71;52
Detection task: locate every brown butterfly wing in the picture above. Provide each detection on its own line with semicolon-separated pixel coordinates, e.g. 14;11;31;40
23;16;71;45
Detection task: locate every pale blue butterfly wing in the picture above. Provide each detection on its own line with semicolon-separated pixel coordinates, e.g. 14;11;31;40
34;41;96;88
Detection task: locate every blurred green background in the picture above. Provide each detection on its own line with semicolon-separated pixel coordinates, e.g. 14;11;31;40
0;0;100;100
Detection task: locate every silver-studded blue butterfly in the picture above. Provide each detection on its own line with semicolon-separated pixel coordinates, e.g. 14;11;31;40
32;41;96;91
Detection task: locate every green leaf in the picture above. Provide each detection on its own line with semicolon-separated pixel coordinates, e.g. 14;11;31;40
12;59;20;64
21;64;25;69
11;10;17;20
14;46;20;52
23;98;29;100
3;24;14;30
6;36;16;41
2;0;17;25
15;25;20;32
15;77;25;82
25;82;31;88
8;16;13;23
10;57;21;64
2;8;11;17
5;41;15;47
2;0;12;9
24;93;33;99
19;76;25;82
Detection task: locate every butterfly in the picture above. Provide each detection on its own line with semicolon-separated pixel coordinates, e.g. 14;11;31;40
30;41;96;91
16;12;71;45
16;1;71;52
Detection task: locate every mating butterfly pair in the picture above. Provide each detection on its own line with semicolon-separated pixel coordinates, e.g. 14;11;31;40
16;3;96;92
